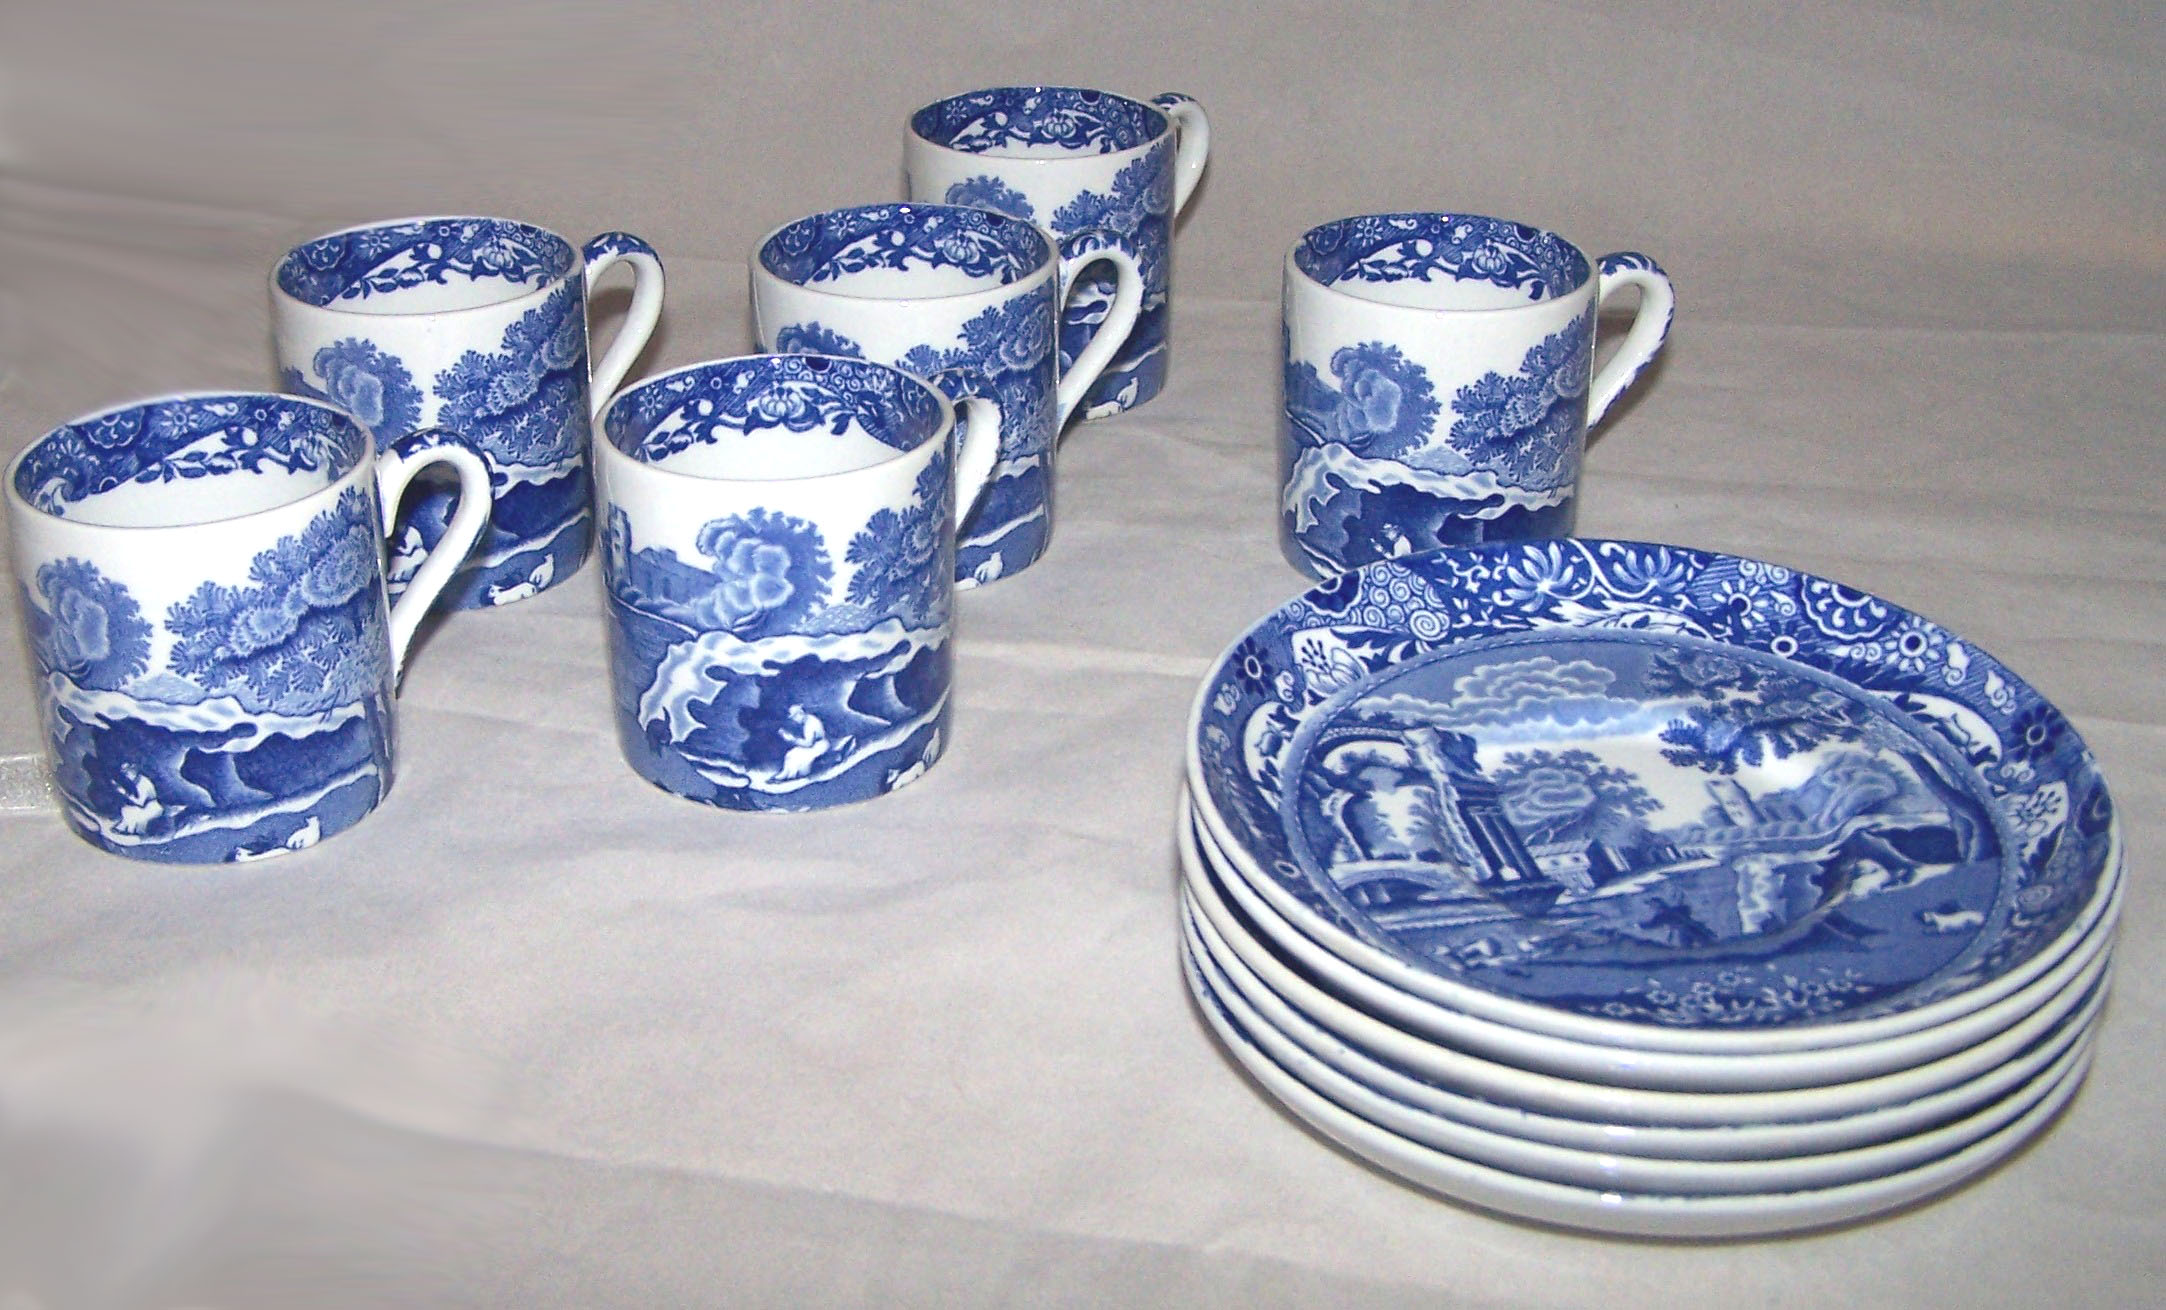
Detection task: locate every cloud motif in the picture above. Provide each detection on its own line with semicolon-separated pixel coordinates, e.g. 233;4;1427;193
1452;655;1611;712
1355;655;1648;733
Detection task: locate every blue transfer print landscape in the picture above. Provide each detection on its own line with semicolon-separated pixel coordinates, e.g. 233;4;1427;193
285;280;595;610
1281;313;1594;576
1193;541;2114;1029
775;287;1057;584
762;204;1070;582
21;485;395;863
600;358;958;810
944;140;1177;416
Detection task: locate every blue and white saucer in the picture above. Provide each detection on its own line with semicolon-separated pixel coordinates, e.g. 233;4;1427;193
1186;541;2117;1054
1178;906;2100;1238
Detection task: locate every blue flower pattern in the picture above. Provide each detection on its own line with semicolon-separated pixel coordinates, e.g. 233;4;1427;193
942;177;1033;220
1295;213;1587;302
431;281;589;468
1045;143;1174;414
778;289;1057;583
274;218;571;308
761;204;1043;288
1285;343;1441;459
308;280;595;611
1281;326;1591;574
15;395;361;517
910;87;1163;156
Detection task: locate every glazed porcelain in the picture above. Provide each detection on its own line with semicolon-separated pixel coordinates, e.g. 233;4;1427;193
1180;923;2096;1238
592;355;999;811
1279;213;1672;577
1188;797;2123;1091
905;86;1208;418
273;215;664;610
4;392;488;862
1178;815;2105;1161
1182;812;2112;1126
1183;898;2099;1197
1187;540;2116;1053
752;202;1144;586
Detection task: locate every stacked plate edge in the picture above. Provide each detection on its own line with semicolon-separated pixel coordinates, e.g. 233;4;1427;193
1176;540;2120;1237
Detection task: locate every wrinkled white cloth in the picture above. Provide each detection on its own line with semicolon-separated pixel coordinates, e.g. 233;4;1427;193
1;3;2162;1305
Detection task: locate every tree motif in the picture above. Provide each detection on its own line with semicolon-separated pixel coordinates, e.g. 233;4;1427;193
1448;309;1592;487
1490;748;1660;845
432;281;587;467
773;323;864;358
689;510;833;636
287;339;423;437
943;176;1034;221
28;559;152;690
1647;649;1868;776
1283;342;1441;458
164;487;386;715
844;454;948;624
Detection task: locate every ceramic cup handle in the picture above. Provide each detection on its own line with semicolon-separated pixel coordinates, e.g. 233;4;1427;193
927;368;1004;528
374;429;492;675
1053;229;1146;430
1151;93;1210;215
1586;252;1675;428
581;232;667;416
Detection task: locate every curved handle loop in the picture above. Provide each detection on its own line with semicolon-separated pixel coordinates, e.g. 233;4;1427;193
927;368;1004;531
375;428;492;677
1586;252;1675;429
1053;229;1147;431
1150;93;1210;216
581;232;666;418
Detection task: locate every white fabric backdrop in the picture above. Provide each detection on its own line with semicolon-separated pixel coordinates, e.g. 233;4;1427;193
1;2;2161;1304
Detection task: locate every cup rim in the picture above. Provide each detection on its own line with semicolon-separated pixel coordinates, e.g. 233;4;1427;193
906;84;1174;164
1286;211;1596;316
594;354;957;489
7;390;374;534
752;202;1056;307
269;213;580;320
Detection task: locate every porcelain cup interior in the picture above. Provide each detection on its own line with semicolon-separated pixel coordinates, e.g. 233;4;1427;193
598;355;952;483
908;85;1176;162
1290;211;1594;313
9;392;371;528
273;216;581;317
757;203;1054;302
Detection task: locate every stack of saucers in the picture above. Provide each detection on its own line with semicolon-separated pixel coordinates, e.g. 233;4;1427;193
1178;540;2120;1238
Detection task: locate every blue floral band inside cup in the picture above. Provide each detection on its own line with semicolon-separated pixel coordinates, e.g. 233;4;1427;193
275;217;577;310
13;394;369;525
602;355;948;478
911;86;1167;156
1295;213;1590;305
759;203;1050;293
